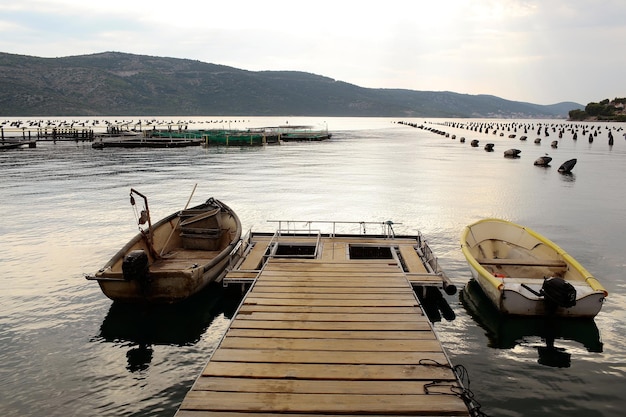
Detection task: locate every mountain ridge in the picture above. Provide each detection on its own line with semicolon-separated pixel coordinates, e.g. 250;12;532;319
0;51;581;117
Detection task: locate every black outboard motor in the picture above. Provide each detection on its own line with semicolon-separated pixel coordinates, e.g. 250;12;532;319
122;250;149;282
542;277;576;310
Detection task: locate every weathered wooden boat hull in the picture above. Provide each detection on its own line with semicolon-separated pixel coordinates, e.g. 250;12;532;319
460;218;607;318
90;197;242;303
95;254;234;303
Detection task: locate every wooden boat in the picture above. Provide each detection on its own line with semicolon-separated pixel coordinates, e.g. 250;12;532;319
460;218;607;317
87;188;242;303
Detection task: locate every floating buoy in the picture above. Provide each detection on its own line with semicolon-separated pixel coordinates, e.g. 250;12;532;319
504;148;521;158
558;158;577;173
534;155;552;166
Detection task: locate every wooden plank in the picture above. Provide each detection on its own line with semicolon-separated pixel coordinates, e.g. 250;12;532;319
240;297;418;307
407;274;445;283
210;348;447;364
256;272;408;280
180;391;469;415
201;361;456;380
219;336;442;352
224;328;437;340
232;312;422;322
229;319;430;331
251;285;410;293
177;412;452;417
224;270;258;279
244;292;417;300
263;261;401;268
259;271;403;278
192;376;434;395
263;263;401;271
237;305;423;314
177;412;451;417
262;266;401;273
398;244;429;273
238;240;270;270
320;241;347;260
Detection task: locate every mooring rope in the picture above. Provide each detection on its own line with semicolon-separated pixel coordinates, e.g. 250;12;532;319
419;359;491;417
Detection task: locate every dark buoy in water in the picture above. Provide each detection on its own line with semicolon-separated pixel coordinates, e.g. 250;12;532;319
558;158;577;173
551;140;558;148
534;155;552;166
504;148;521;158
470;139;479;147
484;143;494;152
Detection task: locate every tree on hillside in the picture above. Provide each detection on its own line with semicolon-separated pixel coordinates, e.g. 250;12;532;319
569;109;587;120
585;102;614;117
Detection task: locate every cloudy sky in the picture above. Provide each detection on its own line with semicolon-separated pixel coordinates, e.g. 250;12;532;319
1;0;624;105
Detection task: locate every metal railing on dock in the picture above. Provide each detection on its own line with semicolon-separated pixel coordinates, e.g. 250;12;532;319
268;219;400;238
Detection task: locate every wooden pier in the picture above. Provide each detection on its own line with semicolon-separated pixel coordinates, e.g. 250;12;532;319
176;224;471;416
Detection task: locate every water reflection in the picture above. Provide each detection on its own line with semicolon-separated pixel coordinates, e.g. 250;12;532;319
460;279;602;368
95;283;244;371
416;286;456;323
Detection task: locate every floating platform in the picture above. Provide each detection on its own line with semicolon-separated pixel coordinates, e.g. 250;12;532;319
175;221;471;416
145;129;280;146
0;140;37;150
92;137;202;149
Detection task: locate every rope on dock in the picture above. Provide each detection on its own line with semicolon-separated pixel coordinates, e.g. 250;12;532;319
420;359;491;417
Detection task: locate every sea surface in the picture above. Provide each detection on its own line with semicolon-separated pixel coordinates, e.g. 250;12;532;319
1;116;625;417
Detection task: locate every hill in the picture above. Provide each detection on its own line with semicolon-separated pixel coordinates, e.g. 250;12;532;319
568;98;626;122
0;51;581;117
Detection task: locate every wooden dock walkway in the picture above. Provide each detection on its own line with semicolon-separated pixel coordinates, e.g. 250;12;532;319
175;230;470;416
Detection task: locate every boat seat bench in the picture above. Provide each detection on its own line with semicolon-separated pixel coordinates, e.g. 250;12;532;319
180;227;222;238
477;258;567;268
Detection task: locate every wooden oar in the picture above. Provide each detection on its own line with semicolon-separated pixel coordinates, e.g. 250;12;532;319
160;183;198;257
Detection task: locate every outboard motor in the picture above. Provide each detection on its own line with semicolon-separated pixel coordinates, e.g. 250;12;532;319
122;250;149;282
542;277;576;310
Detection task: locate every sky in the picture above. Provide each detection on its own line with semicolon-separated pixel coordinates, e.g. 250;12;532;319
1;0;624;105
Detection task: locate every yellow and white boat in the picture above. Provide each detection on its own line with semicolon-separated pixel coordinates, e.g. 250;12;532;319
460;218;607;317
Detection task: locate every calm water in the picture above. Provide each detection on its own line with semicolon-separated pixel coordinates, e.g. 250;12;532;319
1;116;625;416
